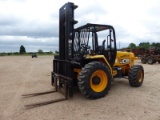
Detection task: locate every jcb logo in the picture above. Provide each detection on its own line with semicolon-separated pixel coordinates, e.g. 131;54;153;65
120;59;130;64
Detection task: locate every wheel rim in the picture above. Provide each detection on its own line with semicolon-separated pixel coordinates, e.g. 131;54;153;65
138;70;143;82
148;59;152;63
90;70;108;92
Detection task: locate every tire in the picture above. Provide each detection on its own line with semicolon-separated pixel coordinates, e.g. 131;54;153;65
158;60;160;64
128;65;144;87
78;61;112;99
141;58;147;64
148;58;154;65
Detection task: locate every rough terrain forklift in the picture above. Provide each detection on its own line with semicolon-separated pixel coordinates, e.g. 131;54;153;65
22;2;144;107
51;2;144;100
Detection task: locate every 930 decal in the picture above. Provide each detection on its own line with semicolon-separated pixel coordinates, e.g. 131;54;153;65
120;59;130;64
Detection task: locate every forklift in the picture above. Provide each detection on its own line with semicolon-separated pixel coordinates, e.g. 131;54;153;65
51;2;144;99
22;2;144;108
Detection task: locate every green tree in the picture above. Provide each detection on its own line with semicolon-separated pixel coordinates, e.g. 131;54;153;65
155;42;160;48
38;49;43;54
49;51;53;54
128;43;136;50
19;45;26;54
55;50;59;54
139;42;150;49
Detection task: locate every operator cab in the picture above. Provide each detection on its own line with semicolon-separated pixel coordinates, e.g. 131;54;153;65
73;23;117;67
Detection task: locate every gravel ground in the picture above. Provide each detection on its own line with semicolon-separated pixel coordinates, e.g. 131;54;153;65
0;56;160;120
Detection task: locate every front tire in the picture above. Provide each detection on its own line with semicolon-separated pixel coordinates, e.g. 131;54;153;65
78;61;112;99
128;65;144;87
141;57;147;64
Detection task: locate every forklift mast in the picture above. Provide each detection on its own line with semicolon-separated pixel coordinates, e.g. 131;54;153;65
59;2;78;60
52;3;78;98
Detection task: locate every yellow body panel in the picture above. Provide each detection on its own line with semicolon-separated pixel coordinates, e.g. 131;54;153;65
74;51;137;78
74;55;113;78
113;51;137;76
112;70;118;76
85;55;112;72
114;51;135;67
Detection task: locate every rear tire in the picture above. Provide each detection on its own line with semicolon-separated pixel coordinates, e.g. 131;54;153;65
148;57;154;65
141;58;147;64
78;61;112;99
128;65;144;87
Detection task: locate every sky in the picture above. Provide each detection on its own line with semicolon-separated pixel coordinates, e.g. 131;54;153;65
0;0;160;52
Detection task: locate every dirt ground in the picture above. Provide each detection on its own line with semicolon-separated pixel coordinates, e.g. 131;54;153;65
0;56;160;120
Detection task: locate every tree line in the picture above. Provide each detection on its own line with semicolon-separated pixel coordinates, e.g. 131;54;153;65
128;42;160;50
1;43;160;56
0;45;53;56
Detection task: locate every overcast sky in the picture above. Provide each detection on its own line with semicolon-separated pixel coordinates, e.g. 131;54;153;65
0;0;160;52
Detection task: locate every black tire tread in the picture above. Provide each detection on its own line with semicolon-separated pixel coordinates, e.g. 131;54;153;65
128;65;144;87
78;61;112;99
148;58;154;65
141;58;147;64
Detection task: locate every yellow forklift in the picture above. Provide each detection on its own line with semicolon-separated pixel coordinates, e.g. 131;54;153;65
51;2;144;99
22;2;144;107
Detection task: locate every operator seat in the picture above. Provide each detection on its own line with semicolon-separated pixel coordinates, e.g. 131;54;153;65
98;39;106;54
